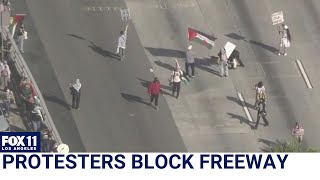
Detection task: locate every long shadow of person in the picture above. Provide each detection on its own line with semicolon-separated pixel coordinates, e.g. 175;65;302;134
145;47;185;58
120;93;151;106
195;57;221;76
154;60;176;71
227;112;255;129
43;94;71;110
226;96;256;109
88;41;119;60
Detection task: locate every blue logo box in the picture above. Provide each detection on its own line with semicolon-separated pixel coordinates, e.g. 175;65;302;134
0;132;41;152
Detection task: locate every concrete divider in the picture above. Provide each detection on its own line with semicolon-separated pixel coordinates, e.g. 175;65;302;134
2;27;62;145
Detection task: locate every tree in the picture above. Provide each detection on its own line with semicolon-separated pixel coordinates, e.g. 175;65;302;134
262;138;319;152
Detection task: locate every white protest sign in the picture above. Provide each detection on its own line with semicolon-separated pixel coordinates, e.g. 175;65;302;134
224;42;236;59
272;11;284;25
120;9;130;20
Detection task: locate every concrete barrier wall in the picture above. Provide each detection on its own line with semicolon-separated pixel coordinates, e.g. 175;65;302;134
2;27;62;144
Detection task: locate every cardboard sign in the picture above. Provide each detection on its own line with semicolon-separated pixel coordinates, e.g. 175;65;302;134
120;9;130;20
272;11;284;25
224;42;236;59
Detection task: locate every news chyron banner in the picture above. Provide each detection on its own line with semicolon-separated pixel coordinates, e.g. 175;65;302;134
1;132;320;180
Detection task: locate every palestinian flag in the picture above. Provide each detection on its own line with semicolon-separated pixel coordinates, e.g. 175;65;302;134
9;14;26;37
188;28;215;49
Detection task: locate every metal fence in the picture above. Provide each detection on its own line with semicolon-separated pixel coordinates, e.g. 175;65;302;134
2;27;62;145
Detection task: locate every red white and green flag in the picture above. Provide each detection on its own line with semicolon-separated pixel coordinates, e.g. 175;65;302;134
188;28;215;49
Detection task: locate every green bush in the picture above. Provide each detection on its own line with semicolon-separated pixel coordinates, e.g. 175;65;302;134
262;138;319;152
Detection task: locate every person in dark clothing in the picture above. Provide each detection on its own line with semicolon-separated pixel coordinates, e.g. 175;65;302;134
148;77;161;110
254;98;268;129
41;126;52;152
69;79;81;110
3;39;12;61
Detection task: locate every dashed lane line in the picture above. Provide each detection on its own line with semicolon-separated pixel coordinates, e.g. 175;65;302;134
296;60;313;89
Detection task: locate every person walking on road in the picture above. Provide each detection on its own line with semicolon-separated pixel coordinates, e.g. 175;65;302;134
3;86;15;118
292;122;304;142
218;47;228;77
148;77;161;110
254;98;268;129
116;24;128;61
254;81;267;109
170;64;183;99
278;24;291;56
69;79;81;110
185;45;195;78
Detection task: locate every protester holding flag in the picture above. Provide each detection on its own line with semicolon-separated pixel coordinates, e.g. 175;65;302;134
185;45;195;78
116;24;128;61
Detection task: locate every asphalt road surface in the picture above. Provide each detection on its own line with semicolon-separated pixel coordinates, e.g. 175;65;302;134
11;0;320;151
12;0;186;152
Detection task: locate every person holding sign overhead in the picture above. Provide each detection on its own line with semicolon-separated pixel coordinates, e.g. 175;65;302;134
116;24;128;61
278;24;291;56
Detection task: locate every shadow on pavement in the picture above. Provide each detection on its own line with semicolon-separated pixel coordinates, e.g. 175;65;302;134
258;138;277;146
226;96;256;110
248;40;278;55
225;32;278;55
145;47;185;58
227;112;255;129
89;41;120;60
195;58;220;76
67;34;86;40
43;94;70;110
154;60;176;71
225;32;246;40
121;93;150;106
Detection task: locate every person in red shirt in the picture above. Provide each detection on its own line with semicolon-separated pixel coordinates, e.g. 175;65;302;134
148;77;161;110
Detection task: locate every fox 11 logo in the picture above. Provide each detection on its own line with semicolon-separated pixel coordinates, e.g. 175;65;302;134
0;132;41;152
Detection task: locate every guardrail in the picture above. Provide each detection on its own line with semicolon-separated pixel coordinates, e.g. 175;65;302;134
2;27;62;145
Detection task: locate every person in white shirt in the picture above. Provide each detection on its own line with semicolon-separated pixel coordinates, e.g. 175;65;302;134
278;24;291;56
170;66;183;99
0;60;11;90
116;24;128;61
218;47;228;77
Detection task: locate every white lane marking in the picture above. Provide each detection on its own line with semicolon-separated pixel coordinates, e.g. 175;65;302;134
237;92;253;122
296;60;312;89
